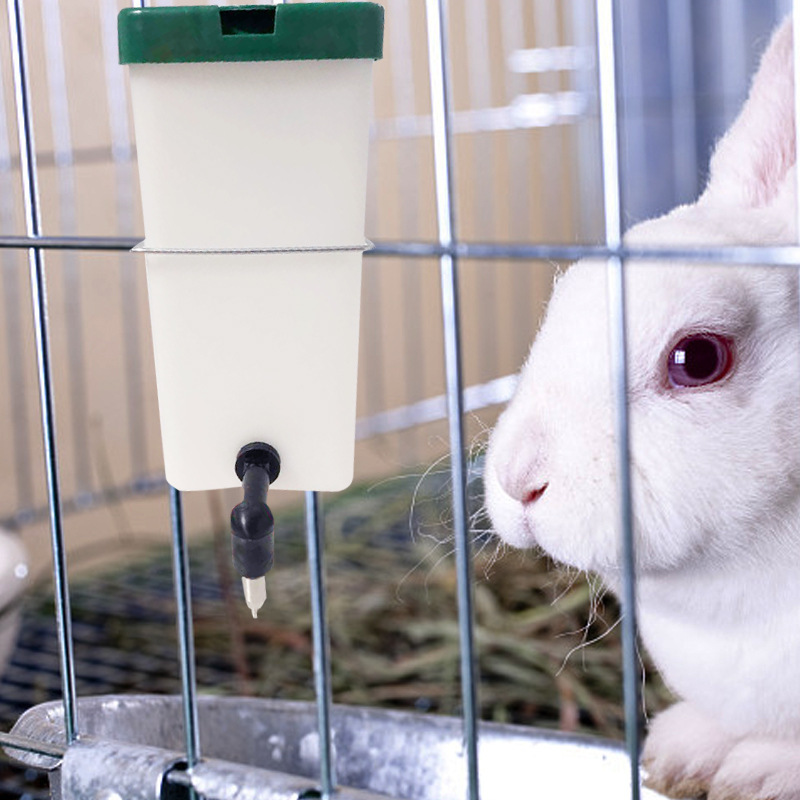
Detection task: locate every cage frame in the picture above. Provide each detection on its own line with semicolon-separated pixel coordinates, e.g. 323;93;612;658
0;1;798;799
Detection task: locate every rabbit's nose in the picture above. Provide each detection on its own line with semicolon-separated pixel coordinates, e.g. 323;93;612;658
494;452;548;505
499;471;548;506
522;483;548;505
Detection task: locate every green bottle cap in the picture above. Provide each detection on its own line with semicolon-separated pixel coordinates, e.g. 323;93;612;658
118;3;384;65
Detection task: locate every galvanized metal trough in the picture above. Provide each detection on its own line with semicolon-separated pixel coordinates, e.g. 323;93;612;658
6;694;667;799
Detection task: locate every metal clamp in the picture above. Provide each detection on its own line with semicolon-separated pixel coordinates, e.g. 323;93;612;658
58;739;399;800
61;739;185;800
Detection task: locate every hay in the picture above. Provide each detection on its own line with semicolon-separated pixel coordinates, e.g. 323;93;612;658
25;469;672;741
193;472;674;739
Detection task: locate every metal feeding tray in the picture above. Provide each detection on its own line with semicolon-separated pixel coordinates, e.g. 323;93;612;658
7;695;666;799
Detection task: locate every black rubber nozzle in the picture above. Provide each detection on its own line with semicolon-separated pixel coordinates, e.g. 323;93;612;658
231;442;281;579
235;441;281;484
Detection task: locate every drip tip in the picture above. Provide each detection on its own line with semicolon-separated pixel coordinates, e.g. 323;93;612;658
242;576;267;618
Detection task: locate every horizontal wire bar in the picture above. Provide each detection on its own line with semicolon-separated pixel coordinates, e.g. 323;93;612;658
0;234;799;266
375;240;800;264
133;241;373;255
0;234;140;250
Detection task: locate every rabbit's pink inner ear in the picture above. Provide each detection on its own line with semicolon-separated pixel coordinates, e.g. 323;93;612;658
702;15;796;210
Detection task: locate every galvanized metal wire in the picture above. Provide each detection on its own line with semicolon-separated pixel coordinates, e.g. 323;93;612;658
8;234;800;265
169;486;201;785
0;3;796;800
5;0;78;747
424;1;480;798
595;3;641;796
305;491;336;799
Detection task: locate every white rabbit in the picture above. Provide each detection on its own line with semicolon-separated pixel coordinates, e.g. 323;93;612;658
485;15;800;800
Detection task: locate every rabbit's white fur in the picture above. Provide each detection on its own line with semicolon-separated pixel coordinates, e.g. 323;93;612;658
486;16;800;800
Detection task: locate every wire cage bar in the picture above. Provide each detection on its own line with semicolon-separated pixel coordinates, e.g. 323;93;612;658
423;1;480;799
5;0;78;746
594;1;641;795
169;486;201;781
305;490;336;799
0;1;799;800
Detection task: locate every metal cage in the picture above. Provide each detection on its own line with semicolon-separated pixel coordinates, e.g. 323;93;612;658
0;1;795;799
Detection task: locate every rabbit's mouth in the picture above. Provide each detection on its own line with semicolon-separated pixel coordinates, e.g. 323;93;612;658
490;499;539;550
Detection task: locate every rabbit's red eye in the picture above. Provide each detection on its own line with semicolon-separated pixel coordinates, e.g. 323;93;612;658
667;334;733;388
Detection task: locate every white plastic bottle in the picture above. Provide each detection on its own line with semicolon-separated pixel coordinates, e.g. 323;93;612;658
119;4;384;492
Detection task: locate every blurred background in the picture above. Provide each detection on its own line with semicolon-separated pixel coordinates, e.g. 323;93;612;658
0;0;792;796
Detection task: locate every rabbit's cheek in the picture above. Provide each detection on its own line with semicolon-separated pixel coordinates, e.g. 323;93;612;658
526;487;618;574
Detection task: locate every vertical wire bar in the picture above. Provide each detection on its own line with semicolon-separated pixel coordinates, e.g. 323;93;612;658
6;0;78;743
305;491;336;799
595;2;640;798
292;0;333;788
282;0;334;787
130;0;201;780
169;486;201;779
41;0;93;500
424;1;480;798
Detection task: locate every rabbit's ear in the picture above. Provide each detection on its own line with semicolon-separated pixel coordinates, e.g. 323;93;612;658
702;16;795;210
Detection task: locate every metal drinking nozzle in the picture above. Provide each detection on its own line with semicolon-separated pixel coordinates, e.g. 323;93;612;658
231;442;281;618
